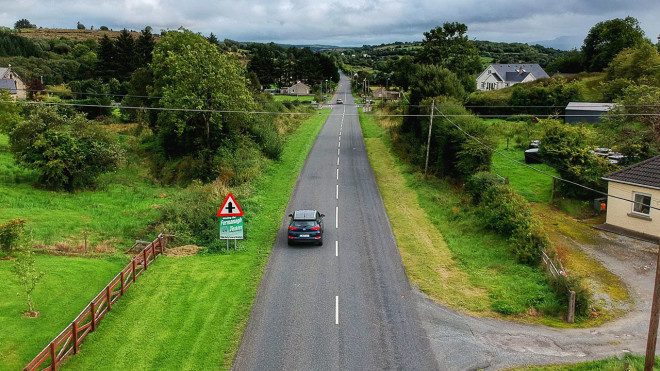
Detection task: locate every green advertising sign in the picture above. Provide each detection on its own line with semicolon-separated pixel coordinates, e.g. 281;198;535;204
219;216;244;240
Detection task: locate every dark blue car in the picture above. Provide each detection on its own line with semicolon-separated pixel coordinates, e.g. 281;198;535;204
287;210;324;246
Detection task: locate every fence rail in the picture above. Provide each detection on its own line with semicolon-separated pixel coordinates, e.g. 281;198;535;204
24;234;169;371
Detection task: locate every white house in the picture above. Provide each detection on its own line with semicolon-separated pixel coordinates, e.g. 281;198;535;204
285;81;311;96
0;66;26;99
601;155;660;241
475;64;549;91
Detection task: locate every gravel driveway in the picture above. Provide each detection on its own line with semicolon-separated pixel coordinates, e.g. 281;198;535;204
418;231;658;370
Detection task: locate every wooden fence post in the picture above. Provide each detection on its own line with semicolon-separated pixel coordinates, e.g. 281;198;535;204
567;290;576;323
143;249;148;270
90;302;96;332
72;322;79;354
132;260;136;282
49;342;57;371
106;286;112;311
158;235;164;253
151;242;156;260
120;271;125;295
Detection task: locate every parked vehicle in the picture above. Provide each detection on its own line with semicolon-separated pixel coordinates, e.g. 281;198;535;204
287;210;324;245
336;99;343;104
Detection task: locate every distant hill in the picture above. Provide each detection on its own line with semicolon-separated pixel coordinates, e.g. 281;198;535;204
532;36;583;51
15;28;143;41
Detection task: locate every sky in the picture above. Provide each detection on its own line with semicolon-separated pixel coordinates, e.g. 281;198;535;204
1;0;659;49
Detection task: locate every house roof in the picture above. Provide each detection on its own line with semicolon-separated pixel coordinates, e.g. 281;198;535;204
566;102;616;112
0;67;8;78
489;64;549;82
505;71;531;83
289;81;309;88
603;155;660;190
0;79;17;94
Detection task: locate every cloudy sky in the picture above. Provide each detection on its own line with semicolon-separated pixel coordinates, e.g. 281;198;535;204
2;0;659;48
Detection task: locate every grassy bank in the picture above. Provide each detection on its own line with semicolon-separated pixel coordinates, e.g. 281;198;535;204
62;109;330;370
515;354;657;370
0;255;126;369
0;133;181;248
359;110;565;321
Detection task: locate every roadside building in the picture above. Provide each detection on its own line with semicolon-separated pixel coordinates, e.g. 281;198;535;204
285;81;311;95
565;102;616;124
0;66;26;99
601;155;660;241
475;64;549;91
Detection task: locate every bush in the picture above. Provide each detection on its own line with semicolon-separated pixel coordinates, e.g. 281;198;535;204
0;219;25;255
465;171;502;204
549;274;591;318
157;181;225;251
9;107;121;191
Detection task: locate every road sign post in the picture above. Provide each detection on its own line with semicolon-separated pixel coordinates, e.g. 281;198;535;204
217;193;245;250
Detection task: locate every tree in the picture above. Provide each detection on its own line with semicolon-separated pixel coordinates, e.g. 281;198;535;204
97;34;116;79
76;21;86;30
12;246;44;316
0;91;22;134
0;219;25;255
606;43;660;85
115;29;137;79
99;26;109;31
582;17;646;72
150;30;258;182
545;50;584;74
207;33;219;46
14;19;36;29
418;22;483;90
9;107;121;191
136;26;155;66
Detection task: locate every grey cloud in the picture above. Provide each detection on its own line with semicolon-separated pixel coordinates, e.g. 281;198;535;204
0;0;658;47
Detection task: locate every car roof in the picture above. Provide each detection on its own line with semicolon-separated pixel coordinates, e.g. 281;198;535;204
292;210;318;220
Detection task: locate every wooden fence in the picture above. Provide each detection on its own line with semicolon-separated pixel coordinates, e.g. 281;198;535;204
24;234;169;371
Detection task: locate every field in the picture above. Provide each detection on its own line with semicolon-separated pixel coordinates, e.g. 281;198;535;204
272;94;315;103
359;110;568;320
15;28;142;41
59;109;330;369
0;133;181;249
0;255;126;369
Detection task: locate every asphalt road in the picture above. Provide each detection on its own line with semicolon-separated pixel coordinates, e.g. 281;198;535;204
233;74;438;370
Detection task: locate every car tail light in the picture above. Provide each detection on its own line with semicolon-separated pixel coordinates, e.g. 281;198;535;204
310;225;321;231
288;226;298;231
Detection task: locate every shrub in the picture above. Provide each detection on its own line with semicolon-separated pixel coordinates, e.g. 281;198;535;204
549;274;591;318
9;106;121;191
465;171;502;204
0;219;25;255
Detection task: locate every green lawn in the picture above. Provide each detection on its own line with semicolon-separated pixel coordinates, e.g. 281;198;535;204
515;354;657;370
0;133;182;248
360;110;565;321
61;109;330;370
0;255;126;370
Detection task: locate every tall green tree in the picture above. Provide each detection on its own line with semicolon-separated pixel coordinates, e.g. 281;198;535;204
150;30;257;182
115;29;137;79
582;17;646;72
418;22;483;90
136;26;155;66
97;34;117;79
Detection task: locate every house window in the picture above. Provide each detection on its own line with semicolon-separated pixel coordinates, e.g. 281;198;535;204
632;192;652;215
481;82;485;89
488;70;491;74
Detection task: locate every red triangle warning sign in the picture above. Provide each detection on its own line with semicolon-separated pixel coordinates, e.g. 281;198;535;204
217;193;244;217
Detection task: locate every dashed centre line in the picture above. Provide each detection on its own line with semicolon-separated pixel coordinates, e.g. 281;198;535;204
336;184;339;200
335;240;338;257
335;295;339;325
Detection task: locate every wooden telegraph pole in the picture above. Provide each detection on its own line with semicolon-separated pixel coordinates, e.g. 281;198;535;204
424;100;435;177
645;242;660;370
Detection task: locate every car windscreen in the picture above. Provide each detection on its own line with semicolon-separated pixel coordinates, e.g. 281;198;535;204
292;220;316;227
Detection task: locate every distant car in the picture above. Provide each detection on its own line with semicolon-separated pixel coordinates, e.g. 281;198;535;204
336;99;343;104
287;210;325;246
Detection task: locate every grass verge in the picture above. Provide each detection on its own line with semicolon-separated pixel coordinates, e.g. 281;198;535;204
0;255;126;370
61;109;330;370
360;110;566;321
513;354;657;370
0;133;182;248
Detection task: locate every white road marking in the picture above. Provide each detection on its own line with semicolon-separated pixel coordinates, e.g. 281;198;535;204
336;184;339;199
335;296;339;325
338;141;340;148
335;240;338;256
337;157;339;166
338;148;340;156
335;206;338;228
336;168;339;180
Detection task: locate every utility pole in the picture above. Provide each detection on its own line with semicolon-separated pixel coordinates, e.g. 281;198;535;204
424;100;435;177
645;241;660;371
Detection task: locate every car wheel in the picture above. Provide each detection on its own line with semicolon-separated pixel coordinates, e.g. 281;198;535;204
317;238;323;246
287;240;293;246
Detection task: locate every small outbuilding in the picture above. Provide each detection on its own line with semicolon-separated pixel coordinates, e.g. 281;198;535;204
285;81;311;96
565;102;616;124
372;87;401;100
601;155;660;241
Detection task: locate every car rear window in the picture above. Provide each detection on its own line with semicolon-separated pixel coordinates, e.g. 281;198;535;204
292;220;316;227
